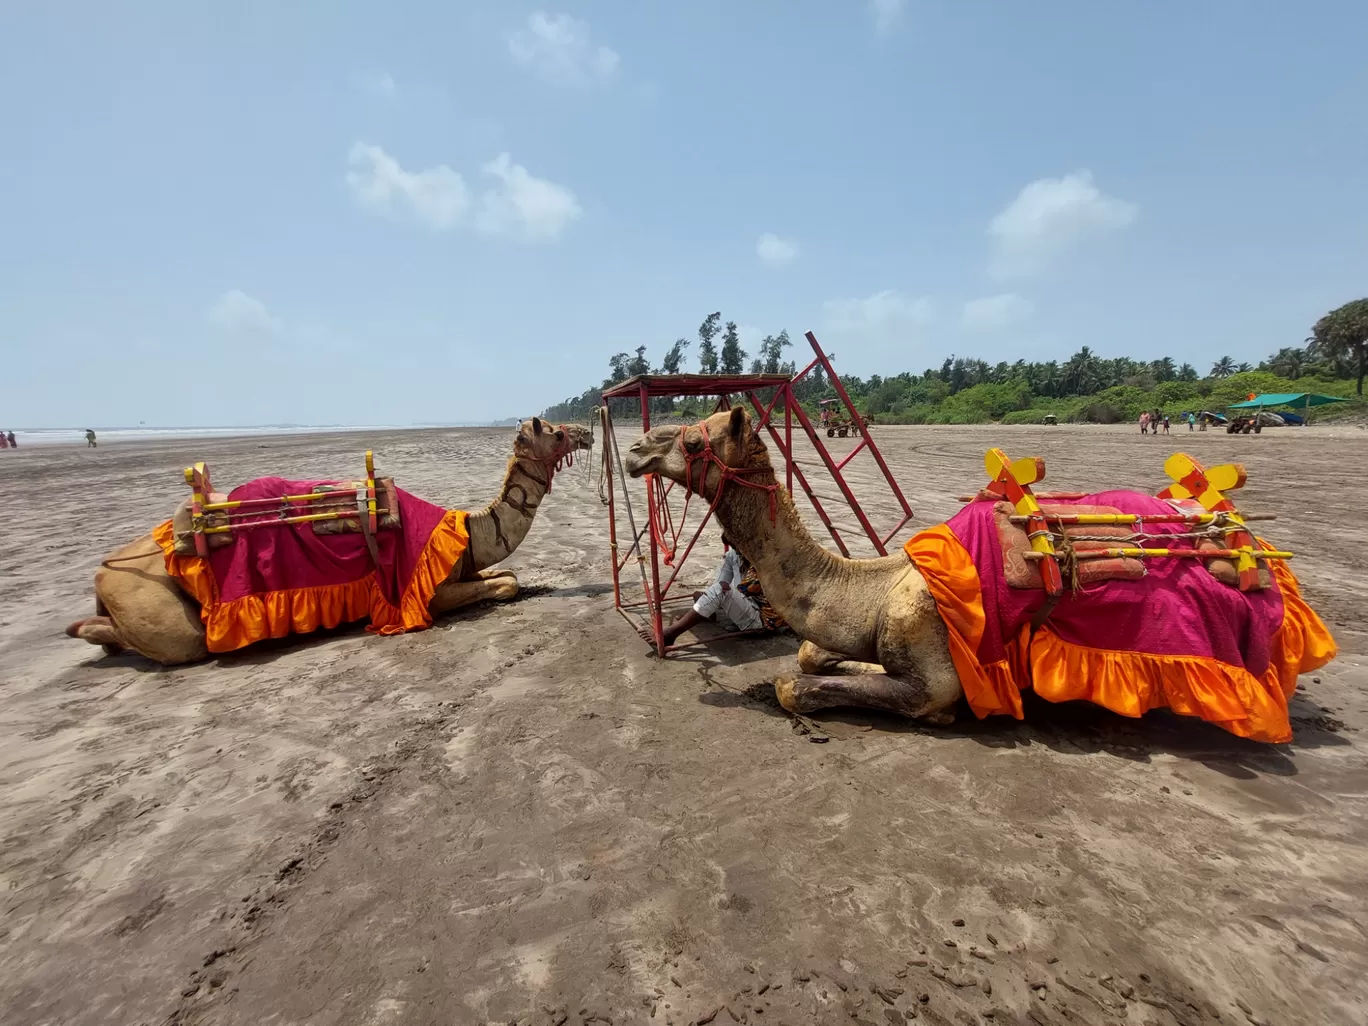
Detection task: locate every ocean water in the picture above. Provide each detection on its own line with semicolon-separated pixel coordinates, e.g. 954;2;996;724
3;425;411;448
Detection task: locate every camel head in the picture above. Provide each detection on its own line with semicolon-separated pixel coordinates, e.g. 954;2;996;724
514;417;593;467
624;407;770;498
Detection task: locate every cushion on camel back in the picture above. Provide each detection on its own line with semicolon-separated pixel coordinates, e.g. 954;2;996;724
309;477;401;535
168;479;402;555
994;502;1145;590
1164;497;1273;590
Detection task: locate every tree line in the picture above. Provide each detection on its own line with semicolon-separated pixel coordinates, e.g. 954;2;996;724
540;298;1367;426
541;313;831;423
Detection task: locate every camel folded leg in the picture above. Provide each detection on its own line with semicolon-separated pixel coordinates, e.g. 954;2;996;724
82;536;210;665
774;673;956;725
66;616;126;657
428;569;520;617
797;640;884;676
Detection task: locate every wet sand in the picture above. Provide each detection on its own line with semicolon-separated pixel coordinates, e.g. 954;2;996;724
1;422;1365;1026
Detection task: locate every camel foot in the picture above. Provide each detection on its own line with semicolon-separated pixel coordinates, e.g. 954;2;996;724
773;672;950;722
67;616;126;652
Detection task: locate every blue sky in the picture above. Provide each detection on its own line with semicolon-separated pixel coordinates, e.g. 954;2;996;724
3;1;1366;428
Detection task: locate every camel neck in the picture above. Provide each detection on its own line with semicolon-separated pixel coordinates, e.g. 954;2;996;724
466;457;553;572
711;471;906;658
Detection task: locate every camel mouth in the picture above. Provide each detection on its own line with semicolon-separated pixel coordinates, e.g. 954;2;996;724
624;451;651;477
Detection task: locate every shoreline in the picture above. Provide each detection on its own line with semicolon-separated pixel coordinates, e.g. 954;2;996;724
0;424;509;448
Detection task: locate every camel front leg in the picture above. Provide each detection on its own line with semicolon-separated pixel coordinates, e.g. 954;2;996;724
428;571;520;617
797;640;884;676
774;672;957;725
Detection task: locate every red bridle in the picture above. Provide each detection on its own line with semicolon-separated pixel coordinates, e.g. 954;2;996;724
517;424;579;492
651;419;778;565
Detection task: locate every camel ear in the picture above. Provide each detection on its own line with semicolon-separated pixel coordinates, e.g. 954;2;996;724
728;406;746;439
532;417;544;435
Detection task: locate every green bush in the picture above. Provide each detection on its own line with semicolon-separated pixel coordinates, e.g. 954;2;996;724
1001;409;1051;425
1072;401;1128;424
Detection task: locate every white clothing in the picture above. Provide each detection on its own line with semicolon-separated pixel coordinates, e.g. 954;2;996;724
693;549;763;632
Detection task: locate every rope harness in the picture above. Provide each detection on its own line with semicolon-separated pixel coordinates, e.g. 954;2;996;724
515;423;580;492
650;420;779;566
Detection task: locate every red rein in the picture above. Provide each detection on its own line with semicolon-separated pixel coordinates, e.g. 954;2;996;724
521;424;578;492
652;420;778;566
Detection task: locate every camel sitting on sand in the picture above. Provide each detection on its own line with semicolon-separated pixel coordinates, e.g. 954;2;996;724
67;418;593;666
623;408;1334;741
627;408;964;724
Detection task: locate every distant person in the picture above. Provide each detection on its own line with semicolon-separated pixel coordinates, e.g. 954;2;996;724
0;431;8;449
1162;414;1171;434
1187;412;1195;432
5;430;14;447
1139;412;1148;434
85;429;97;448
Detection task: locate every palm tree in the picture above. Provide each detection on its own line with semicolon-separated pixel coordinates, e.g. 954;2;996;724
1268;347;1306;379
1308;298;1368;395
1178;363;1199;382
1041;361;1062;398
1151;357;1177;383
1235;362;1253;374
1210;356;1236;378
1064;346;1101;394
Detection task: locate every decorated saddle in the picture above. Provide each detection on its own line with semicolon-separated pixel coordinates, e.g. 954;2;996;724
905;450;1336;743
152;454;469;653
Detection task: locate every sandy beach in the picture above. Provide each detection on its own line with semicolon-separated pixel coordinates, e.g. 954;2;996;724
1;422;1365;1026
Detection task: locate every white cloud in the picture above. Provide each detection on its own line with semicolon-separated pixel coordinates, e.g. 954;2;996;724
357;71;397;99
346;145;580;241
756;233;799;268
822;289;934;340
870;0;904;34
346;142;469;231
475;153;582;241
509;12;619;86
961;293;1035;330
206;290;282;336
988;170;1137;277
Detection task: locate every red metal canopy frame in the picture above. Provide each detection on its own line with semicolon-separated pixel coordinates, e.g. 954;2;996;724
599;331;915;655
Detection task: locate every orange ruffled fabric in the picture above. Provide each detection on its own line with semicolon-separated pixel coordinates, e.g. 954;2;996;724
904;526;1336;743
153;510;469;653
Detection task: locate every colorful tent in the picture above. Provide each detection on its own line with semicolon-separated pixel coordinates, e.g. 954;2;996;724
1228;392;1352;409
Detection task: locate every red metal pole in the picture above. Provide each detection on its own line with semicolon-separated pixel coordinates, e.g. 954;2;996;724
640;382;666;653
791;356;820;383
601;405;621;609
804;330;916;526
785;382;793;494
748;391;853;557
788;398;882;553
836;438;867;471
752;386;784;431
658;511;715;599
